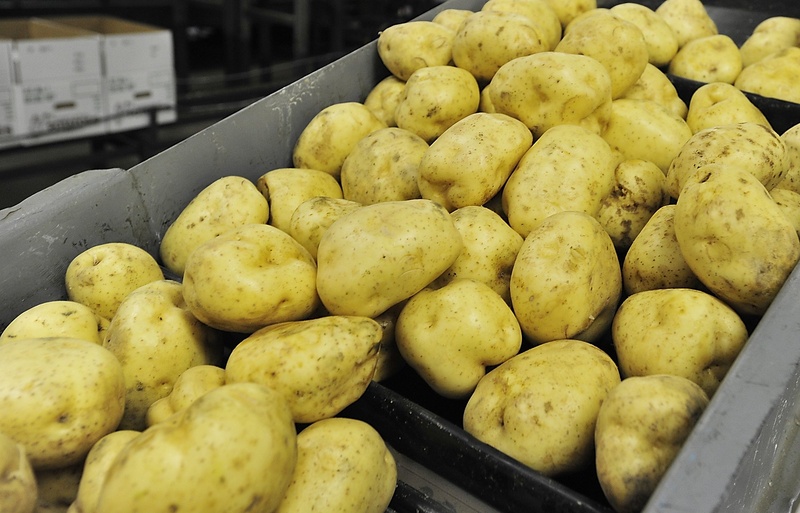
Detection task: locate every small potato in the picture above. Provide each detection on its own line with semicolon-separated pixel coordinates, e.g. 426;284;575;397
740;16;800;68
478;82;496;113
276;418;396;513
287;197;362;259
0;300;108;345
655;0;718;48
377;21;456;81
735;47;800;104
463;339;620;476
363;75;406;127
432;8;473;32
542;0;596;28
488;51;613;138
257;167;343;234
668;34;742;84
595;375;709;513
774;123;800;193
225;316;382;423
146;365;226;426
618;63;687;119
510;211;622;345
340;127;428;205
182;223;319;333
159;176;269;276
685;82;773;134
395;65;480;142
0;431;37;513
65;242;164;321
770;188;800;236
612;288;749;396
292;102;387;178
482;0;562;50
609;3;678;67
417;112;533;211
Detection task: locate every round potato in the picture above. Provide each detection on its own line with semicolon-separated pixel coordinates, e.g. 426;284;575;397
0;431;37;513
0;300;108;345
377;21;456;81
287;196;362;259
685;82;772;134
256;167;343;234
609;3;678;67
363;75;406;127
146;364;226;426
618;63;687;119
655;0;718;48
740;16;800;68
668;34;742;84
735;47;800;104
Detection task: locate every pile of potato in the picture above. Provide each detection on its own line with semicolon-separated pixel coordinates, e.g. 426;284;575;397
2;0;800;512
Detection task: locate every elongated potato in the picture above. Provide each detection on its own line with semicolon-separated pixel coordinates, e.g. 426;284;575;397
0;300;108;345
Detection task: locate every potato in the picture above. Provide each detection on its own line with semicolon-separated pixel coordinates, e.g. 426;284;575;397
396;279;522;399
740;16;800;68
146;365;226;426
542;0;596;28
597;158;669;249
0;300;108;345
463;339;620;476
618;63;687;119
292;102;387;178
93;382;297;513
612;288;749;396
609;3;678;67
340;127;428;205
735;47;800;104
395;65;480;142
555;11;649;99
774;123;800;194
770;188;800;236
668;34;742;84
159;175;269;276
601;98;693;174
432;205;524;303
0;431;37;513
452;10;548;82
0;337;125;470
487;51;613;138
595;375;709;513
372;304;406;382
316;199;463;318
287;197;362;259
225;316;382;423
275;418;396;513
432;8;473;32
665;122;787;199
674;164;800;316
103;280;223;431
256;167;343;233
502;124;618;238
510;211;622;345
65;242;164;321
685;82;773;134
482;0;562;50
376;21;456;81
363;75;406;127
655;0;718;48
622;204;702;295
417;112;533;211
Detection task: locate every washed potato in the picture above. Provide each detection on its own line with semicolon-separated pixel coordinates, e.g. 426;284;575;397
668;34;742;84
464;339;620;476
256;167;343;233
685;82;772;134
595;375;709;513
0;431;37;513
225;316;382;423
503;124;618;237
65;242;164;321
618;63;687;119
665;122;787;199
36;463;82;513
735;47;800;104
601;98;693;174
363;75;406;127
740;16;800;68
775;123;800;193
488;51;613;138
555;11;649;99
432;205;524;303
377;21;456;81
396;279;522;399
340;127;427;205
103;280;223;431
0;300;108;345
612;288;749;396
432;8;473;32
482;0;561;51
674;164;800;315
609;3;678;67
372;304;406;382
183;223;319;333
478;82;497;113
276;418;396;513
287;197;362;259
622;204;702;295
542;0;596;27
510;211;622;345
93;382;296;513
418;112;532;211
146;365;226;426
655;0;718;48
0;337;125;470
292;102;387;178
159;175;269;276
395;65;480;142
316;199;463;318
770;188;800;236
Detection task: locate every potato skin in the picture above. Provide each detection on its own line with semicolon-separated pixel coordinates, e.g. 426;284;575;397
257;167;343;234
668;34;742;84
0;300;108;345
0;431;37;513
609;3;678;67
146;365;226;427
685;82;772;134
655;0;718;48
377;21;455;81
735;47;800;104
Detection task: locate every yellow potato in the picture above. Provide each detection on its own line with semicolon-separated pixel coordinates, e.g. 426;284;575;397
225;315;382;423
65;242;164;321
0;337;125;470
0;431;37;513
510;211;622;345
159;175;269;276
482;0;562;50
609;3;678;67
542;0;596;28
182;223;319;333
685;82;772;134
774;123;800;193
372;304;406;382
740;16;800;68
0;300;108;345
256;167;343;233
287;196;362;259
595;375;709;513
417;112;533;211
655;0;718;48
363;75;406;127
377;20;456;81
771;188;800;236
146;364;226;426
735;47;800;104
395;65;481;142
668;34;742;84
618;63;687;119
612;288;749;396
432;8;473;32
463;339;620;476
276;418;396;513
